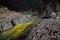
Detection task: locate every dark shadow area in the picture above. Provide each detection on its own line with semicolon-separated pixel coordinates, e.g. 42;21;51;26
0;0;60;18
1;0;60;18
0;0;58;12
42;16;52;19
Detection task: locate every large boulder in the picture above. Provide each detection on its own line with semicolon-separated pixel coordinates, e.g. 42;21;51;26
24;19;60;40
0;7;32;32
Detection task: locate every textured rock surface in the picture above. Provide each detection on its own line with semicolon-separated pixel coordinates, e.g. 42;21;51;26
0;7;60;40
24;19;60;40
0;7;32;32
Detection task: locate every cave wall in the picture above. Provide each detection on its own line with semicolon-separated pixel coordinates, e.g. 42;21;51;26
0;0;60;16
0;0;56;11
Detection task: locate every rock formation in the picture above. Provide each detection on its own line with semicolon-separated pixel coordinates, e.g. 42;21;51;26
0;7;32;32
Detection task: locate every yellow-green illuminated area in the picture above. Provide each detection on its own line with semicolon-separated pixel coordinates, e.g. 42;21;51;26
0;20;35;40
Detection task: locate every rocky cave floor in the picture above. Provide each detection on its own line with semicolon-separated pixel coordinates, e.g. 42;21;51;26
0;7;60;40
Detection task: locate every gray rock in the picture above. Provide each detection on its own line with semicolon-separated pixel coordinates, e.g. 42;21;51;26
24;19;60;40
1;21;13;31
0;25;3;32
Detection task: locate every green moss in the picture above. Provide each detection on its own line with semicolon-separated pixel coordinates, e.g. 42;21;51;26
0;20;35;40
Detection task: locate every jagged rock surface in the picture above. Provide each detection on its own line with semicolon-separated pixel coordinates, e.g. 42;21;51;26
24;19;60;40
0;7;32;32
0;7;60;40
